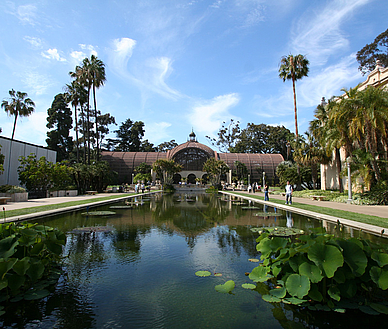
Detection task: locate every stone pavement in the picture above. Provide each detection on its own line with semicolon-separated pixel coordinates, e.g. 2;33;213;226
221;190;388;238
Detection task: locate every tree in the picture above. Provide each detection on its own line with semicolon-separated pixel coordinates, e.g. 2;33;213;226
234;123;294;158
114;119;146;152
65;80;88;163
0;143;4;175
156;140;178;152
95;113;116;152
206;119;241;152
1;89;35;140
278;54;309;138
152;159;182;185
140;140;156;152
46;93;74;162
2;89;35;184
202;158;229;187
232;161;248;182
356;28;388;75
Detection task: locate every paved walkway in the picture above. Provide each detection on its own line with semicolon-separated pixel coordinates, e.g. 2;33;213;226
222;190;388;238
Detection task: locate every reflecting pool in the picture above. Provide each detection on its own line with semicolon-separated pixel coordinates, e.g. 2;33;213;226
1;192;387;328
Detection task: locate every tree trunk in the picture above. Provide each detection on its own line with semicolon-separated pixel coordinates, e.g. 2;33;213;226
335;147;343;193
93;84;99;161
75;105;79;163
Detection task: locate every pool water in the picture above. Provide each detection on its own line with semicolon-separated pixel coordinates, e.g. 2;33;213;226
1;192;387;328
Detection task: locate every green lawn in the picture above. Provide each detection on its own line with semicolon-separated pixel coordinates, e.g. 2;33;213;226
228;192;388;229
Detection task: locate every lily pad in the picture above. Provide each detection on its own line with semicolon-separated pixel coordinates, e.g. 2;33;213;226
242;283;256;290
215;280;235;293
71;226;113;233
254;212;283;217
262;294;282;303
24;289;50;300
242;207;260;210
81;211;116;216
285;274;310;299
249;266;273;282
195;270;211;277
248;258;260;263
308;244;344;278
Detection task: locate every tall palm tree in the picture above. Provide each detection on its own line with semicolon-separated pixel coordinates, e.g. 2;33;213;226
89;55;106;160
279;54;309;139
65;81;88;163
1;89;35;184
2;89;35;140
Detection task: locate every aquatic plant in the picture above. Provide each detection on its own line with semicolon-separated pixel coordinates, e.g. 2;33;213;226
0;222;66;312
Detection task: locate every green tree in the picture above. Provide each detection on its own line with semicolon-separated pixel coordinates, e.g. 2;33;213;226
234;123;294;158
95;113;116;152
232;161;248;182
140;139;156;152
114;119;146;152
46;93;74;162
2;89;35;184
206;119;241;152
278;54;309;138
202;158;229;187
152;159;182;185
18;154;53;197
1;89;35;140
156;140;178;152
356;28;388;75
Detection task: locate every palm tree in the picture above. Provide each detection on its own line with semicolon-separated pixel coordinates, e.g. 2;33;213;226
1;89;35;184
2;89;35;140
89;55;106;160
65;81;88;163
279;54;309;138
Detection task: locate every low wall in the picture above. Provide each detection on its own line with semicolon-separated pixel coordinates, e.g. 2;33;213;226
0;192;29;202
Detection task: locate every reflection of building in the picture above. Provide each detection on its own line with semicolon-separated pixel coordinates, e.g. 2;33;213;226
321;60;388;190
102;131;284;184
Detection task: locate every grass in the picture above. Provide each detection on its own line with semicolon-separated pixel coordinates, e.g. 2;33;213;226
228;192;388;229
2;193;138;219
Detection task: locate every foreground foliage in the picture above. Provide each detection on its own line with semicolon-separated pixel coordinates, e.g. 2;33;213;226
251;228;388;314
0;222;66;313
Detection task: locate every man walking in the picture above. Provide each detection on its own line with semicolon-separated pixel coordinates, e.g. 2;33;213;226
285;181;293;205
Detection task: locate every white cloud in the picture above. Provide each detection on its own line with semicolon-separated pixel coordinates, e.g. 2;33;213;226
79;44;98;56
41;48;66;62
111;38;136;72
23;36;42;49
188;93;240;138
21;72;53;96
16;4;37;25
291;0;369;65
144;122;172;144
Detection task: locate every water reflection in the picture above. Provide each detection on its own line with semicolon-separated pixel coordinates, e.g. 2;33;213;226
1;192;387;328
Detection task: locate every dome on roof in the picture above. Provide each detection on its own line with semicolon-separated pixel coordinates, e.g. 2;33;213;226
168;141;215;159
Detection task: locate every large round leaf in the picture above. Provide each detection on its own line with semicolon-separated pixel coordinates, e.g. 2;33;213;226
299;262;323;283
286;274;310;299
24;289;50;300
371;251;388;267
249;266;272;282
370;266;388;290
269;286;286;299
195;270;211;277
308;244;344;278
215;280;235;293
338;240;367;277
0;236;19;259
12;257;30;276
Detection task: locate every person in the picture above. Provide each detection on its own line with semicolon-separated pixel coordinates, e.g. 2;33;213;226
248;184;252;193
141;183;145;193
252;182;256;193
286;211;294;227
285;181;293;205
264;183;269;201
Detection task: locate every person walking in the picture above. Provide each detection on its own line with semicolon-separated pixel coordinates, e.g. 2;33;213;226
285;181;293;205
264;183;269;201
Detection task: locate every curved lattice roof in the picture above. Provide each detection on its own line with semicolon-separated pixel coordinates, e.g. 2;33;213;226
167;141;216;159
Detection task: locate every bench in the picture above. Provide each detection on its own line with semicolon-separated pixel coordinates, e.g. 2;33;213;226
0;197;11;205
311;195;325;201
86;191;97;195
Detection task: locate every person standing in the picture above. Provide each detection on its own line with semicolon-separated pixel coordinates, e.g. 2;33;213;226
285;181;293;205
264;183;269;201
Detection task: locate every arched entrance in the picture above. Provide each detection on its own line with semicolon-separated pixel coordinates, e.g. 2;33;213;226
187;173;196;184
173;173;181;184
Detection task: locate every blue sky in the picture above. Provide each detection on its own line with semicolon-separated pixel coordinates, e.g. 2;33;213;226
0;0;387;150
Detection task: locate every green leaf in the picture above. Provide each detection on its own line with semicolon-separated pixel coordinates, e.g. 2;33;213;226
242;283;256;290
215;280;235;293
249;266;273;282
262;294;282;303
338;240;367;277
195;270;211;277
12;257;30;276
299;262;323;283
0;236;19;259
256;237;287;259
308;284;323;302
328;286;341;301
370;303;388;314
26;262;45;282
370;266;388;290
24;289;50;300
371;251;388;267
285;274;310;299
308;244;344;278
7;273;25;293
269;286;286;299
283;297;307;305
0;258;17;279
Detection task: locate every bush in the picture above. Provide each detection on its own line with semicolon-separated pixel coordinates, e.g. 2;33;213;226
6;186;26;194
362;181;388;205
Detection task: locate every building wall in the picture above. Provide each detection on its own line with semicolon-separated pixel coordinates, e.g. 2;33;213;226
0;136;56;186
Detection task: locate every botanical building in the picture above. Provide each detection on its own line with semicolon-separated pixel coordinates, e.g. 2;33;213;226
101;131;284;185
